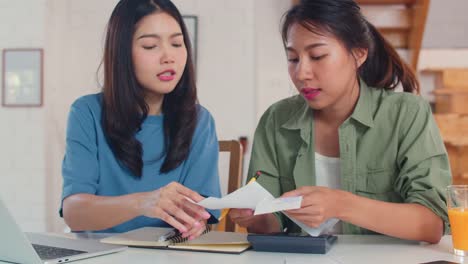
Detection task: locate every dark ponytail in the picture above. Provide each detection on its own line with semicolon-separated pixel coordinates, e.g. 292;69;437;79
282;0;419;93
360;21;419;93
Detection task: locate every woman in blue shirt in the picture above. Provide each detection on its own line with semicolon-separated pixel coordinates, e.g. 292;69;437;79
60;0;221;240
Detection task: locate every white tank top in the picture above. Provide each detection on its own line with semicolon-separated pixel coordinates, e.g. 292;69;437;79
315;152;343;234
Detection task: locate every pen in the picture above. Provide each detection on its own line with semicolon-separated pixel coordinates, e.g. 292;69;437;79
219;171;263;221
247;171;262;184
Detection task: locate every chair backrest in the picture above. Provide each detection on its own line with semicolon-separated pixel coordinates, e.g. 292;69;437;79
217;140;243;232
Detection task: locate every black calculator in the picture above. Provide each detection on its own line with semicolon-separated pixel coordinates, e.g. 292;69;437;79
247;233;337;254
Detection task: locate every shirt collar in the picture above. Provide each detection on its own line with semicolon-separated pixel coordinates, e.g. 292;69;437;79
281;79;376;131
349;79;375;128
281;97;313;131
280;96;313;144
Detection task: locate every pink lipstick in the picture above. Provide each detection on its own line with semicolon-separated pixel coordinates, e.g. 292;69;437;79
301;88;321;100
157;69;176;81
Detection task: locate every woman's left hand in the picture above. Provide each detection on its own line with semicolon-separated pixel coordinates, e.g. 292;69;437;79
281;186;344;228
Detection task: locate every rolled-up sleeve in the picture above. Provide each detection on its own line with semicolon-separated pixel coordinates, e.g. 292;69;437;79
395;99;452;233
60;100;100;217
248;107;286;230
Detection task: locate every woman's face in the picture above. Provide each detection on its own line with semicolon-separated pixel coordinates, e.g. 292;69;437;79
286;23;366;111
132;12;187;100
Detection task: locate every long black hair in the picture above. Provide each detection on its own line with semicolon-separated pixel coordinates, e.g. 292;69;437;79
282;0;419;93
102;0;198;177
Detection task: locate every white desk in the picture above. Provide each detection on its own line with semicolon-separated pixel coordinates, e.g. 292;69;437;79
3;235;467;264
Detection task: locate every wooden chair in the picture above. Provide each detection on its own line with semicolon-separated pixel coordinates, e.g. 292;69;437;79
216;140;244;232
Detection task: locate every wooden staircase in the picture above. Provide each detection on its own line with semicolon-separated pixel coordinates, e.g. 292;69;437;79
426;68;468;184
291;0;430;70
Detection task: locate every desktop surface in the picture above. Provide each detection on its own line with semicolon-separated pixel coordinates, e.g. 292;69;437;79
2;235;466;264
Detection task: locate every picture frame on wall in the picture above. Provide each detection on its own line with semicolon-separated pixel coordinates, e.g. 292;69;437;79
2;48;43;107
183;15;198;66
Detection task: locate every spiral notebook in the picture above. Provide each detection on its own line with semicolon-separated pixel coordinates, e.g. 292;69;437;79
100;227;250;254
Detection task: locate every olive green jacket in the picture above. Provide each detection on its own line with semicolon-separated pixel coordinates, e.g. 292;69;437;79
248;81;451;234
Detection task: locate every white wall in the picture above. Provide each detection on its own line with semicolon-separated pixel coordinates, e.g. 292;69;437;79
173;0;257;141
423;0;468;48
43;0;121;233
0;0;47;232
253;0;295;121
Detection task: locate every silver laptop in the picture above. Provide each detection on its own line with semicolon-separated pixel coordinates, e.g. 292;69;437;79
0;198;127;264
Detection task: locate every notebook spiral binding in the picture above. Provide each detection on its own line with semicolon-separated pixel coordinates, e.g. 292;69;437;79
168;225;212;244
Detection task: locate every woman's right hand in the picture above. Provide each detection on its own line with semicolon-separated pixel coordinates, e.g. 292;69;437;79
228;209;280;233
228;209;257;227
138;182;211;233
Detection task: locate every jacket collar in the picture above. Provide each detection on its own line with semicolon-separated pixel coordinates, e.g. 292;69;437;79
281;79;375;132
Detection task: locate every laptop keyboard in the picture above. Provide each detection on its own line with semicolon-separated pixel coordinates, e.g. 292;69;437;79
32;244;87;260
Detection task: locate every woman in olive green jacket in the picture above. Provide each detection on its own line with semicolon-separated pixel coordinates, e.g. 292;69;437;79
229;0;450;244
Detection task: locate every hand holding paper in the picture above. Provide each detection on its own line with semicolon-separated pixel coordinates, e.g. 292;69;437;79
197;181;339;237
197;181;302;214
281;185;341;236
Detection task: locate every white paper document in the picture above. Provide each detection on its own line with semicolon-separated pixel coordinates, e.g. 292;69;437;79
198;181;301;214
253;196;302;215
198;181;339;237
198;181;274;209
285;214;339;237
